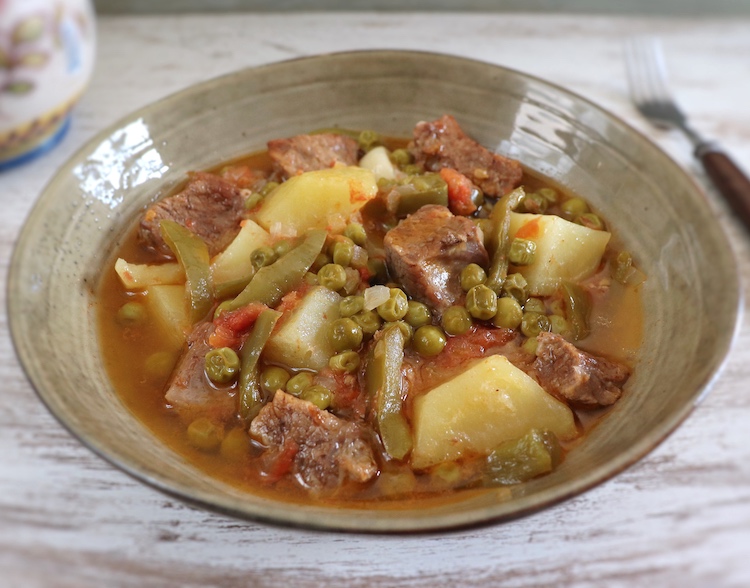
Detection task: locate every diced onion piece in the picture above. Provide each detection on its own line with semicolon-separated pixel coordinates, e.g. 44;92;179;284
364;285;390;310
359;146;396;181
269;221;297;239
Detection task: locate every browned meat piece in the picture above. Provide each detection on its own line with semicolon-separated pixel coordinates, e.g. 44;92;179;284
533;331;631;408
410;114;523;197
267;133;359;178
384;204;489;311
165;322;236;422
249;391;377;491
138;172;244;258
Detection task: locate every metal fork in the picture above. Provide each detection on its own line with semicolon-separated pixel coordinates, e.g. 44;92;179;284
624;36;750;231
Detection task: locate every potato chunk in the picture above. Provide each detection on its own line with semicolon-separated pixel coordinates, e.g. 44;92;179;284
254;166;377;234
411;355;578;469
263;286;341;370
508;212;610;296
115;259;184;290
145;284;190;350
210;219;270;285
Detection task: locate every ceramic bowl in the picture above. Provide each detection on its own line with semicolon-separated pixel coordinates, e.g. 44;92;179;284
8;50;740;533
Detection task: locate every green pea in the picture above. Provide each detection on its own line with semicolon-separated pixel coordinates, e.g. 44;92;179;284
116;301;147;326
329;317;364;352
549;314;571;336
332;237;355;267
251;245;277;269
413;325;447;357
404;300;432;328
353;309;383;336
493;296;523;330
344;222;368;246
508;238;537;266
144;351;176;381
521;312;552;338
301;385;333;410
329;350;361;373
466;284;498;320
318;263;347;291
260;366;290;395
286;372;314;397
441;305;473;336
220;427;250;461
204;347;240;385
561;197;589;218
538;187;559;204
377;288;409;322
502;273;528;303
358;129;381;152
522;336;539;356
521;192;548;214
340;295;365;318
576;212;605;231
460;263;487;292
523;297;546;314
390;148;413;168
311;252;332;273
187;417;224;452
273;239;293;257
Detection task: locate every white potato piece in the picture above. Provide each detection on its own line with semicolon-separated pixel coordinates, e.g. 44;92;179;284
359;146;396;181
263;286;341;370
115;258;184;290
411;355;578;469
508;212;611;296
254;166;378;234
145;284;190;350
210;219;270;285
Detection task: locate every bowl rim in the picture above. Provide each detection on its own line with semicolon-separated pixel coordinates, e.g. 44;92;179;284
8;48;743;534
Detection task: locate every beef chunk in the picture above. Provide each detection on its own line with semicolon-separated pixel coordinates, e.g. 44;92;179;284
267;133;359;178
165;322;236;421
384;204;489;311
139;172;244;258
249;391;377;491
533;332;630;408
411;114;523;197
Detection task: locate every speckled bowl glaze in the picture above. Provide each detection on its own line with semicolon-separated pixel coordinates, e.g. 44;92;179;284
8;50;741;533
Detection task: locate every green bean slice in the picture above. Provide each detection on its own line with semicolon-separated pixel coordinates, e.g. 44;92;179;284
366;324;412;459
238;309;282;423
225;229;326;312
160;220;213;323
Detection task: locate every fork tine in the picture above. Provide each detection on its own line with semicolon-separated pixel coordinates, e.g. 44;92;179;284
624;36;673;105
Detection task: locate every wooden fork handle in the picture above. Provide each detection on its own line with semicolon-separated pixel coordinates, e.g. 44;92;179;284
696;142;750;231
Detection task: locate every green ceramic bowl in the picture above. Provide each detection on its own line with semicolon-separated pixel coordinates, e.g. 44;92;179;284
8;50;740;533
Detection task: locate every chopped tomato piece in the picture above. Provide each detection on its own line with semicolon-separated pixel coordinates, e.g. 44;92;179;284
440;167;478;216
210;302;268;348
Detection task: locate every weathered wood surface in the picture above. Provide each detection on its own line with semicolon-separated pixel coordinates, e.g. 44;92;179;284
1;13;749;587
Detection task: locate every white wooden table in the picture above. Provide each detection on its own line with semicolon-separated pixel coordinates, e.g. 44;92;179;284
2;13;750;587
